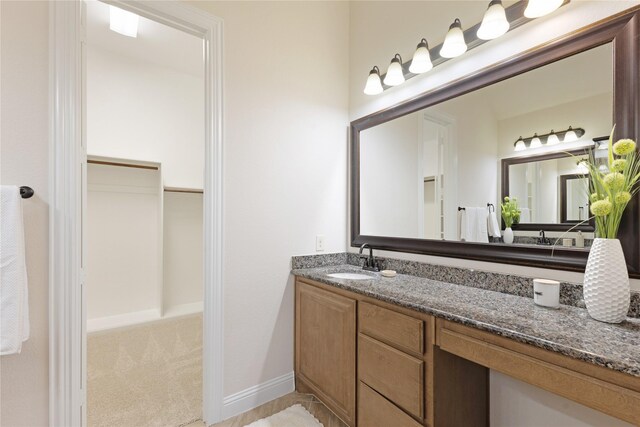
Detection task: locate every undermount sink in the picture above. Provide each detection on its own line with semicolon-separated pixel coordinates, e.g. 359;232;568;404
326;272;375;280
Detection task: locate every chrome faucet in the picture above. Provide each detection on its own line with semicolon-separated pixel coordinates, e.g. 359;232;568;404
359;243;380;272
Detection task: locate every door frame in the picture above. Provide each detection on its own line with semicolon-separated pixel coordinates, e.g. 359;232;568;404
49;1;224;425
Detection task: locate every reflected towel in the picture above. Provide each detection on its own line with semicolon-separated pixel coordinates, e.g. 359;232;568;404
488;211;502;238
1;186;30;355
459;207;489;243
520;208;531;223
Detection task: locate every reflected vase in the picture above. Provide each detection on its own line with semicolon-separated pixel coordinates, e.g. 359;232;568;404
583;238;630;324
503;227;514;244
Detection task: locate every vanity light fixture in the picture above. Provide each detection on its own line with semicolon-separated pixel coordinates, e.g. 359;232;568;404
384;54;405;86
409;39;433;74
440;19;467;58
524;0;563;18
512;126;586;151
563;126;579;142
109;5;139;38
477;0;510;40
530;134;542;148
363;0;569;96
363;66;384;95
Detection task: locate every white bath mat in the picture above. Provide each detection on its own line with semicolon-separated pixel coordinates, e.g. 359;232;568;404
244;404;324;427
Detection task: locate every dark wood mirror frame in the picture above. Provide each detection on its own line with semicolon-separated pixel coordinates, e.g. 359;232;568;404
501;149;595;232
350;8;640;276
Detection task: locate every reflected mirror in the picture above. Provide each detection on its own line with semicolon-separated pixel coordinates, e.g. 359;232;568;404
358;43;612;246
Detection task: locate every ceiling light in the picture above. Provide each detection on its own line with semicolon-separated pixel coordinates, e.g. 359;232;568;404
477;0;510;40
363;66;383;95
409;39;433;74
514;137;526;151
547;130;559;145
383;54;405;86
530;134;542;148
110;5;139;38
440;19;467;58
563;126;578;142
524;0;563;18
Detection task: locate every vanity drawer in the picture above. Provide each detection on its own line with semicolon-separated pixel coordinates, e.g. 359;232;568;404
359;301;424;356
358;382;423;427
358;334;424;419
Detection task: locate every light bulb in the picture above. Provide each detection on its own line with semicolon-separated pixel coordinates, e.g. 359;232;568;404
524;0;563;18
363;66;383;95
110;5;139;38
409;39;433;74
477;0;510;40
530;134;542;148
547;131;559;145
440;19;467;59
564;126;578;142
514;137;526;151
383;54;405;86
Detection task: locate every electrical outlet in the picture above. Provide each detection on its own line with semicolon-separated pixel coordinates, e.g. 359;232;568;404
316;235;325;252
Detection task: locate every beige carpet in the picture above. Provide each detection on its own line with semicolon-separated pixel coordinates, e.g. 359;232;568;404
88;313;203;427
244;405;323;427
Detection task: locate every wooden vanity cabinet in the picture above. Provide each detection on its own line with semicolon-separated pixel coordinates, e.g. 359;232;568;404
295;281;357;426
295;278;488;427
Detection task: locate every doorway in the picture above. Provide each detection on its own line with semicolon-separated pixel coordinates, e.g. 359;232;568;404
49;2;224;426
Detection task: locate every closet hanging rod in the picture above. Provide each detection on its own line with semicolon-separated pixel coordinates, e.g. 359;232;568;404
20;186;34;199
87;159;159;170
164;187;203;194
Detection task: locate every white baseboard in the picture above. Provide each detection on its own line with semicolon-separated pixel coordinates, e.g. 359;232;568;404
222;372;295;420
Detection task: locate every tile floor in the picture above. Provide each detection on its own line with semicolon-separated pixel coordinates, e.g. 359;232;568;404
203;392;346;427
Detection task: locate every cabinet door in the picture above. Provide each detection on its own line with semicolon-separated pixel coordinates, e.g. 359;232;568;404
296;281;356;426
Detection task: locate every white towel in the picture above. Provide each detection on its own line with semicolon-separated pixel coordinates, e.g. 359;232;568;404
459;207;489;243
487;211;502;238
520;208;531;223
1;186;30;355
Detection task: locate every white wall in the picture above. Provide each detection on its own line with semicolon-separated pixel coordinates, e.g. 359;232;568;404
86;163;161;324
87;45;204;189
187;1;350;398
1;0;349;422
360;112;421;237
0;2;50;426
349;1;640;425
163;191;203;312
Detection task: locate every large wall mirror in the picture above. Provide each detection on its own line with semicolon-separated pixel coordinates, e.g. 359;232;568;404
350;9;640;275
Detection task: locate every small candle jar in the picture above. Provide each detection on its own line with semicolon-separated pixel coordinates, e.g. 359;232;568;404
533;279;560;308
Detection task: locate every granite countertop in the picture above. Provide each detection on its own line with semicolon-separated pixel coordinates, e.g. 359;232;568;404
292;264;640;378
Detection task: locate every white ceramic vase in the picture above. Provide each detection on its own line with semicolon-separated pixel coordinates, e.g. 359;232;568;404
583;238;630;324
503;227;514;244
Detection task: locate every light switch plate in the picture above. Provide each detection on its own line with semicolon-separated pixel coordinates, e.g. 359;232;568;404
316;235;325;252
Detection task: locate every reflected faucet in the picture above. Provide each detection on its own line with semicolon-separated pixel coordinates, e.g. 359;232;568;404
359;243;380;272
538;230;551;245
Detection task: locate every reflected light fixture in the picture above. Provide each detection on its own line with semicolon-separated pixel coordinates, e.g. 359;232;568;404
564;126;578;142
524;0;563;18
547;130;559;145
363;66;383;95
530;134;542;148
477;0;510;40
110;5;139;38
409;39;433;74
384;54;405;86
440;19;467;58
512;127;586;151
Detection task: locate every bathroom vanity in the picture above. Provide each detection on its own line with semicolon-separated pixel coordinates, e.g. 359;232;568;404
293;265;640;427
